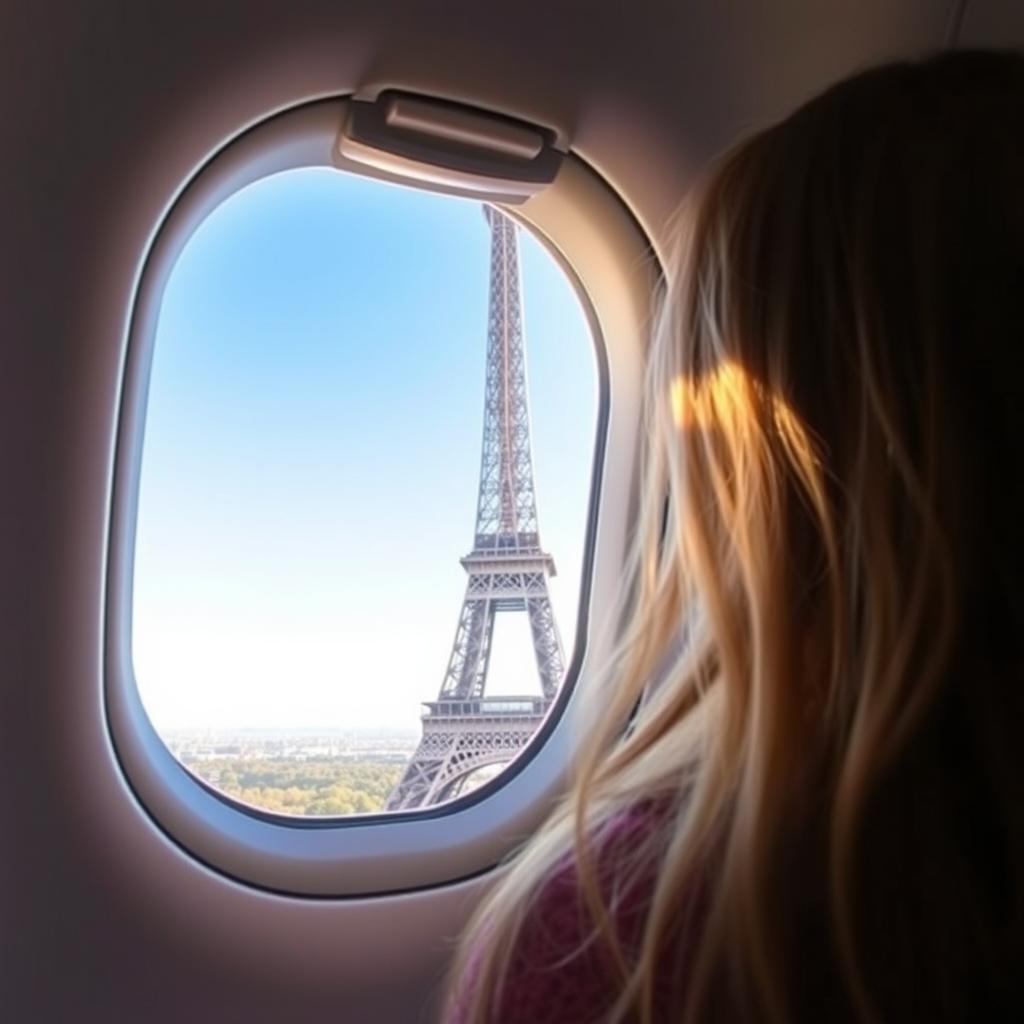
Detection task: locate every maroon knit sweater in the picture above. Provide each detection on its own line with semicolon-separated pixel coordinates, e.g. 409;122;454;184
446;804;703;1023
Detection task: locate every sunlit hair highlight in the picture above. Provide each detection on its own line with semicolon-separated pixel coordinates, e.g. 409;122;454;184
447;50;1024;1023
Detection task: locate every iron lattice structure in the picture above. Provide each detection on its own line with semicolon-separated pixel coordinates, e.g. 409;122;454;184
386;206;566;811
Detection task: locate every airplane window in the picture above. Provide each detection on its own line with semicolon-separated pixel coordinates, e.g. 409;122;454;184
132;168;597;819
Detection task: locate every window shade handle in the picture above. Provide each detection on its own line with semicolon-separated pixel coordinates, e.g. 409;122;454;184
336;91;563;203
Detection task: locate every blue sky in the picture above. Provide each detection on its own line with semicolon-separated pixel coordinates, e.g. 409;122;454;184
133;168;597;735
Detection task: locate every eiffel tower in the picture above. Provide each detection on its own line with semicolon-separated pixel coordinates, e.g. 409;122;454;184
386;206;565;811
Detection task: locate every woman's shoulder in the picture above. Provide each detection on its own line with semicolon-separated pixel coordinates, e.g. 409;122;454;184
448;800;694;1023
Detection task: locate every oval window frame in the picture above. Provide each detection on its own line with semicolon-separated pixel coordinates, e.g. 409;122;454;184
105;95;655;896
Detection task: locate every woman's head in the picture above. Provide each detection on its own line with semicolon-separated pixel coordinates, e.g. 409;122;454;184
632;47;1024;1018
451;50;1024;1023
653;49;1024;699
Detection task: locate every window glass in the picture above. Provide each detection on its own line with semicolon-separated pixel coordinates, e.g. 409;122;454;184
133;169;597;816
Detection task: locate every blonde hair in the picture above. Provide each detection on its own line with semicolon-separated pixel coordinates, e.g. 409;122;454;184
448;51;1024;1022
